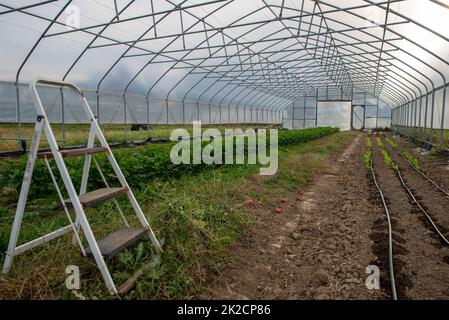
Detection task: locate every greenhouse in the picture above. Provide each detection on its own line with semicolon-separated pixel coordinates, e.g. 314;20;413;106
0;0;449;303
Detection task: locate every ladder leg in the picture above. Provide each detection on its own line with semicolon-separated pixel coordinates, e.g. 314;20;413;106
3;118;44;273
72;123;96;245
127;191;162;252
76;208;117;294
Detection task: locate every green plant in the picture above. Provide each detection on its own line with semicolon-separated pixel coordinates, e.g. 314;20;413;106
363;151;372;170
0;127;340;200
381;148;398;170
402;151;420;170
385;137;398;148
366;138;372;148
376;137;383;147
0;130;354;300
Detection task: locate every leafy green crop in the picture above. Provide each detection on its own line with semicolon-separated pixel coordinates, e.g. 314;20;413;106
381;148;398;170
364;151;372;170
385;137;398;148
0;127;339;200
376;137;383;147
366;138;372;148
402;151;420;170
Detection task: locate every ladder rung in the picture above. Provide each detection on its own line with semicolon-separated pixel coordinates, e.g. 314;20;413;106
65;187;128;208
37;147;107;159
85;228;147;259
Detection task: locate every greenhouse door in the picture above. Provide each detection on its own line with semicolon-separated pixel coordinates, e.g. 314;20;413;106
351;105;365;130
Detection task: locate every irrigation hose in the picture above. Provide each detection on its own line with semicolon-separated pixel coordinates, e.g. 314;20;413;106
370;157;398;300
396;168;449;246
397;151;449;197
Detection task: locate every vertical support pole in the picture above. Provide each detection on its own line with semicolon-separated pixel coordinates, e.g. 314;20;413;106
166;99;169;138
96;91;100;126
376;98;379;129
440;86;447;145
182;101;185;125
291;103;294;129
251;107;253;124
236;106;239;124
15;83;22;144
209;103;211;124
303;101;306;129
430;90;435;145
60;88;65;148
146;97;150;138
123;94;127;143
424;94;429;142
257;107;259;125
196;102;200;123
418;97;423;140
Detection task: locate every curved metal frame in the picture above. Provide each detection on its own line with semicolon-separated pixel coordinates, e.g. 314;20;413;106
1;0;449;141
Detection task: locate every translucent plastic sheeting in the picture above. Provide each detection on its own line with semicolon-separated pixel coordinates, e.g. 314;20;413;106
317;101;352;131
0;0;448;108
1;0;449;149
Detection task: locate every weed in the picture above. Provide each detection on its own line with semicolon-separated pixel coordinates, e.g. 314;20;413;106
0;129;349;300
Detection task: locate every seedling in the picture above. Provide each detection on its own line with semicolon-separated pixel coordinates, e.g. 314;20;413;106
366;138;372;148
364;151;372;170
376;137;383;147
402;151;420;170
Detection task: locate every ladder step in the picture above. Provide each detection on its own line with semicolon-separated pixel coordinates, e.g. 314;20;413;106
37;147;107;159
65;187;128;208
86;228;147;260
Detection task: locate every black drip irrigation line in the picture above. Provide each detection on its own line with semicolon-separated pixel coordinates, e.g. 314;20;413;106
396;167;449;246
394;147;449;197
369;156;398;300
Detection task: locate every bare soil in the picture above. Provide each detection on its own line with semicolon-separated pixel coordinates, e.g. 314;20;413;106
370;135;449;299
201;133;389;300
393;135;449;193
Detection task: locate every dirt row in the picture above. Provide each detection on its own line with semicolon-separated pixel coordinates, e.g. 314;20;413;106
203;133;389;299
201;131;449;300
370;134;449;299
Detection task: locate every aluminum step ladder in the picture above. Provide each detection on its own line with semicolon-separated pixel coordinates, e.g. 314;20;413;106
2;79;162;295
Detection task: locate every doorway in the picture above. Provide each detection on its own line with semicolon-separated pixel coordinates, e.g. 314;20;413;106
351;105;365;130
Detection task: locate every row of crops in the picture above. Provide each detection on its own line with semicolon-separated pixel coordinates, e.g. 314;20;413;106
0;127;339;200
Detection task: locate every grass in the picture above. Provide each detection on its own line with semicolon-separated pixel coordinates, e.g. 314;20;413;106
394;126;449;147
0;129;355;300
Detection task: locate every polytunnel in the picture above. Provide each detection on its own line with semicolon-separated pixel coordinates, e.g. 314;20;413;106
0;0;448;149
2;0;449;303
